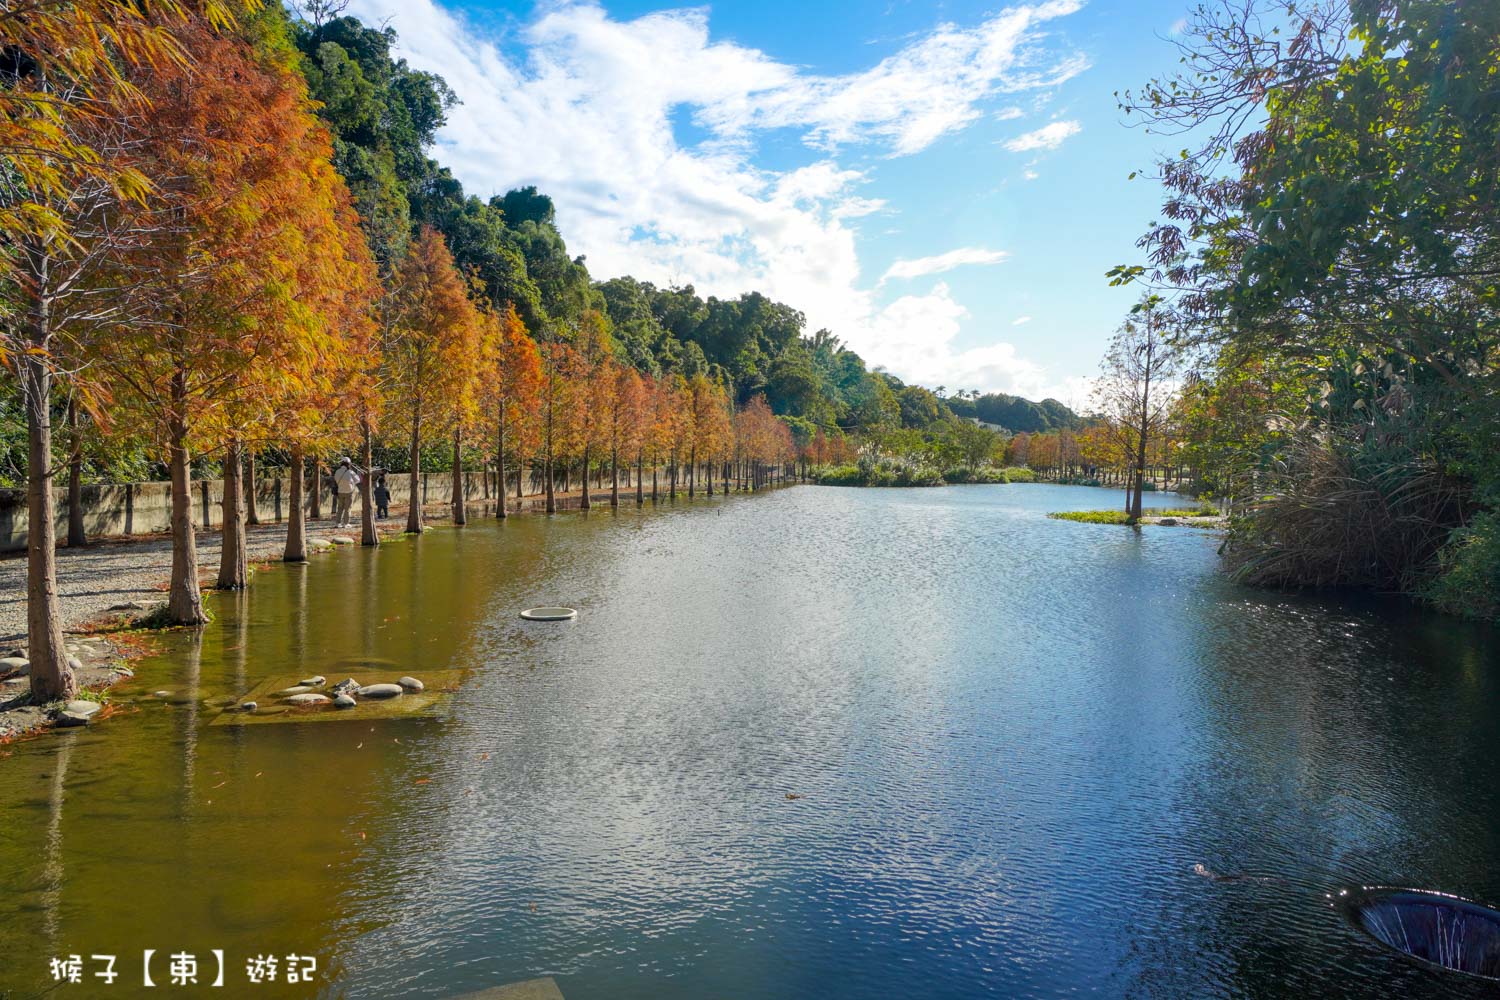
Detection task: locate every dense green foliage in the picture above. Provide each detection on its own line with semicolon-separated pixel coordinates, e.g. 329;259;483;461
944;392;1082;433
1119;0;1500;614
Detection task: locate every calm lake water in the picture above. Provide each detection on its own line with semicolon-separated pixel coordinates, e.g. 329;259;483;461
3;483;1499;999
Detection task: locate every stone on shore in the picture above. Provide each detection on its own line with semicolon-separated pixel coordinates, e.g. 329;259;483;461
57;700;102;726
308;538;334;551
1158;517;1178;526
397;676;424;693
285;692;330;706
67;655;82;672
358;683;402;699
334;693;357;709
330;535;356;545
0;657;29;676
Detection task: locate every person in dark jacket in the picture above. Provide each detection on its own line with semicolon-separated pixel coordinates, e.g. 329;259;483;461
374;476;391;519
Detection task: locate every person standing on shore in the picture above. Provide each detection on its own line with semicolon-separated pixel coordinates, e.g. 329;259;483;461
333;458;361;529
374;475;391;519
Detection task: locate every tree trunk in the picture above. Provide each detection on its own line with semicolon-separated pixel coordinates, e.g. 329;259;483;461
689;446;696;497
216;437;248;590
360;417;377;546
66;397;85;547
406;412;424;534
309;459;323;520
452;427;467;525
497;409;508;519
245;450;260;525
670;450;678;499
580;444;591;510
166;373;206;625
652;456;658;502
284;443;307;562
636;452;644;505
611;447;619;506
21;346;75;701
544;415;556;514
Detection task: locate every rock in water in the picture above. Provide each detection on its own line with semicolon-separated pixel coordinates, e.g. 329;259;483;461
241;701;258;712
276;685;314;697
57;700;102;727
330;678;362;696
298;675;327;687
334;693;357;709
1158;517;1178;526
358;683;402;699
398;676;425;693
285;692;331;706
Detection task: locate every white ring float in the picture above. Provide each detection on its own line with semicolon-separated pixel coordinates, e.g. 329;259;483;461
521;607;578;621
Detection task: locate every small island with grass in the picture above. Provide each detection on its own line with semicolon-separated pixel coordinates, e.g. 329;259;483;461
1049;503;1224;528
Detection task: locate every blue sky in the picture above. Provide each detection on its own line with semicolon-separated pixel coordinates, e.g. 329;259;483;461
344;0;1193;404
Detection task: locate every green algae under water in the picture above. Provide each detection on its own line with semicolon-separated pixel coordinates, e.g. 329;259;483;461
2;484;1500;999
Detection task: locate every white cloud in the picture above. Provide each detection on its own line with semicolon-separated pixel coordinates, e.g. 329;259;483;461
862;283;1050;397
345;0;1086;395
1023;169;1039;180
1002;119;1081;151
880;247;1009;284
1012;315;1033;325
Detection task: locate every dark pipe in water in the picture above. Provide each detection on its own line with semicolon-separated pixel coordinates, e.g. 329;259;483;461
1335;886;1500;981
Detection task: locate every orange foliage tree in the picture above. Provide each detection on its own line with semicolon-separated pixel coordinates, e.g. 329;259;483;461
380;226;481;534
0;1;242;695
480;304;542;517
96;17;368;623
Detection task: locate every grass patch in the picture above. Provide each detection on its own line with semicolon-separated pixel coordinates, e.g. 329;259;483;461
134;602;213;630
1049;509;1134;524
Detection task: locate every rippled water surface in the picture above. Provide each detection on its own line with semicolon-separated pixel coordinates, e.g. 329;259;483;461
3;484;1500;999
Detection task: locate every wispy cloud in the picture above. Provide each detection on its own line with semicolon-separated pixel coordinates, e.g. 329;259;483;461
345;0;1086;394
1003;119;1081;151
1012;315;1033;325
881;247;1010;284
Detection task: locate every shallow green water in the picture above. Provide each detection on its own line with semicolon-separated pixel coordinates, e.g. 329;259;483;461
2;484;1499;999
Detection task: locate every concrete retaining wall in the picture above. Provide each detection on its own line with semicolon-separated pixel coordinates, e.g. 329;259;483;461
0;471;491;553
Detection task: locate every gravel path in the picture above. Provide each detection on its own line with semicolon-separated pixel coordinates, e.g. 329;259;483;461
0;519;399;641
